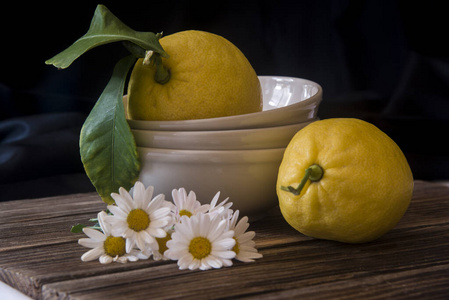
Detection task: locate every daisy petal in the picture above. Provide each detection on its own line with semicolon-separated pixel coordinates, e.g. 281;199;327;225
148;227;167;239
172;188;185;208
78;238;103;249
99;254;113;264
135;232;149;250
97;211;111;235
127;254;139;262
235;253;263;262
173;221;193;240
81;247;104;262
149;218;169;230
207;219;225;241
111;193;131;213
115;256;129;263
178;253;194;269
110;222;129;237
143;186;156;208
147;194;164;212
82;228;106;241
239;245;260;253
210;191;220;208
237;231;256;244
106;205;128;219
150;207;171;221
133;181;147;209
199;261;210;271
212;250;236;260
189;258;201;270
126;238;136;253
214;237;236;250
206;256;223;269
222;258;233;267
119;187;134;205
235;217;250;235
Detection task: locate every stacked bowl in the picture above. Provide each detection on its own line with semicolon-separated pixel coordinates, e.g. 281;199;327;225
127;76;322;219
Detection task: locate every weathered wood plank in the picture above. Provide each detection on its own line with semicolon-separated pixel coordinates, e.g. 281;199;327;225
0;181;448;300
255;264;449;299
0;193;104;224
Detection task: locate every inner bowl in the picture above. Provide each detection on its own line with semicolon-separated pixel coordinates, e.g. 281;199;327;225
137;147;285;219
132;120;315;150
127;76;322;131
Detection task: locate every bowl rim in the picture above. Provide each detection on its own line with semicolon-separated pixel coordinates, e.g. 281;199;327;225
127;76;322;129
137;147;286;163
131;119;314;136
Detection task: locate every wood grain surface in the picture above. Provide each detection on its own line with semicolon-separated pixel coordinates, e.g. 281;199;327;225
0;181;448;299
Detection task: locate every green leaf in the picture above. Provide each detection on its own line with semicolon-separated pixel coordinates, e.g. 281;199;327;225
80;55;140;205
71;223;86;233
71;223;101;233
122;41;147;58
45;4;167;69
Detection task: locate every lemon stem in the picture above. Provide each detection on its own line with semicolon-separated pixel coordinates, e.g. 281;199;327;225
153;54;170;84
141;32;170;85
142;50;170;85
281;164;324;196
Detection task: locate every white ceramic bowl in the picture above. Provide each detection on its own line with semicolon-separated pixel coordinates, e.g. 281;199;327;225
127;76;322;131
137;147;285;219
131;120;314;150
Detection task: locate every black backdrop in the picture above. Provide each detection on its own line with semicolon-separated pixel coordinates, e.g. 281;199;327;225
1;0;448;201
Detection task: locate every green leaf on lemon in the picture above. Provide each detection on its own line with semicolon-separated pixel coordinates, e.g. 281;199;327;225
45;4;167;69
80;55;139;205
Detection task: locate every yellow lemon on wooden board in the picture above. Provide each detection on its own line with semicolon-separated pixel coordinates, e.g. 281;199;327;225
127;30;262;121
276;118;414;243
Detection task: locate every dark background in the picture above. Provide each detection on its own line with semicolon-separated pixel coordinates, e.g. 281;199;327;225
1;0;448;201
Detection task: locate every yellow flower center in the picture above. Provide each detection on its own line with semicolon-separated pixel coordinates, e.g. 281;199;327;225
189;237;212;259
103;236;126;257
127;209;150;232
179;209;192;218
232;237;240;255
156;232;172;254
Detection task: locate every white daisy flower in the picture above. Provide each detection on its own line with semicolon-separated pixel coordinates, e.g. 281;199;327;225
78;211;140;264
165;213;236;270
207;191;233;219
228;210;263;263
172;188;209;221
105;181;172;253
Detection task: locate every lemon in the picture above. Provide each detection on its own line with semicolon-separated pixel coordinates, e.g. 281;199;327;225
127;30;262;121
276;118;414;243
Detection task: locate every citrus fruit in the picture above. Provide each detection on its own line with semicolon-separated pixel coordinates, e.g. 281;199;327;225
276;118;414;243
127;30;262;121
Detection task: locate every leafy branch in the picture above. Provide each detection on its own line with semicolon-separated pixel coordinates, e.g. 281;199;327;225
46;5;167;204
45;4;167;69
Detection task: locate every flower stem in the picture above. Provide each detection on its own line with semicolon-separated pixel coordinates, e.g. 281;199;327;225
280;164;324;196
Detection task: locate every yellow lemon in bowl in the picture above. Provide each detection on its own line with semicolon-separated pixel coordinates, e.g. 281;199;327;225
276;118;414;243
127;30;262;121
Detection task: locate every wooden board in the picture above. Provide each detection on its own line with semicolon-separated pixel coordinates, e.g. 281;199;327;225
0;181;448;299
